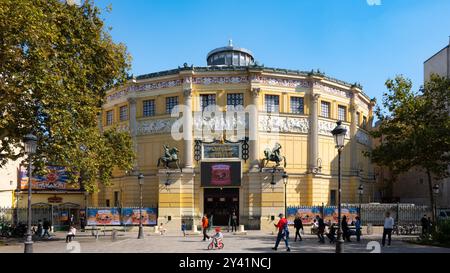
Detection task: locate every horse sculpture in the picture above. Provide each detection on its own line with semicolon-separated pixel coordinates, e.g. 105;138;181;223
261;143;286;169
157;145;182;172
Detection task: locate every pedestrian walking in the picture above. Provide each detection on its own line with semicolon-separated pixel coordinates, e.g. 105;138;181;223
36;219;43;238
420;215;429;238
231;211;238;232
294;215;303;242
202;214;210;241
42;218;52;239
181;221;187;237
272;213;291;252
355;216;362;242
317;215;325;243
382;212;394;247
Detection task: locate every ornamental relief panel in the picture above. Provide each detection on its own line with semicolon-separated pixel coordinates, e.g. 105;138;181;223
314;82;353;99
252;76;311;88
356;130;370;146
193;115;248;131
258;115;310;133
136;118;176;135
318;119;350;139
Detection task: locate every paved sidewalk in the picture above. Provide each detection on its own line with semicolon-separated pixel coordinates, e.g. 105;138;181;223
1;230;449;253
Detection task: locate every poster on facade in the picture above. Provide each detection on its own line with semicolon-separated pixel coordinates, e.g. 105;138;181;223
19;165;80;191
87;208;121;226
121;208;157;225
323;207;359;224
287;207;322;225
201;161;241;187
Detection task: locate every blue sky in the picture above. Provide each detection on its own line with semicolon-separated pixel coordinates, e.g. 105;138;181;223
95;0;450;100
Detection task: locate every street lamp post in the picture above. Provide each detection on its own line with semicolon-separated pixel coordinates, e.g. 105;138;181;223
23;133;37;253
358;184;364;218
138;173;144;239
433;184;440;226
331;121;347;254
282;173;289;217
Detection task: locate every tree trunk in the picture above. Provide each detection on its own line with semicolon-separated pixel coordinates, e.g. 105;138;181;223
426;169;435;224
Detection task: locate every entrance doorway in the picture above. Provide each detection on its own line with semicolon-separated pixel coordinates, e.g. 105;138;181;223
204;188;239;226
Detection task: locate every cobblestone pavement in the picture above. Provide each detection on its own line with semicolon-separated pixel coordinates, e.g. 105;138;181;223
1;231;449;253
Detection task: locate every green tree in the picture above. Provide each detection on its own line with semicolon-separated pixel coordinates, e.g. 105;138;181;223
369;75;450;222
0;0;134;192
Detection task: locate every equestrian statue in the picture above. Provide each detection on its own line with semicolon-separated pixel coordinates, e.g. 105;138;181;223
261;142;287;169
157;145;182;172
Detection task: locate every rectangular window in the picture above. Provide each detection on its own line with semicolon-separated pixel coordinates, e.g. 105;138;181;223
119;105;128;121
356;112;361;126
330;190;337;206
321;101;330;118
106;110;113;126
290;97;304;114
338;105;347;121
265;95;279;113
105;199;110;207
363;116;367;128
143;99;155;117
166;96;178;114
227;93;244;107
200;94;216;111
114;191;120;207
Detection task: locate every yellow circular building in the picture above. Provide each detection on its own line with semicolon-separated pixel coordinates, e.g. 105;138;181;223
95;43;376;231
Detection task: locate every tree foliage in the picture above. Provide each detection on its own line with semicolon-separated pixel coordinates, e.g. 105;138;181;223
0;0;134;192
369;75;450;216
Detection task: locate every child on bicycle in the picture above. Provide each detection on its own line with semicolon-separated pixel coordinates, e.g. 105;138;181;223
212;227;223;247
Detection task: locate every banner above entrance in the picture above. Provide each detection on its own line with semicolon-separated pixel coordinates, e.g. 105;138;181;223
201;162;241;187
203;144;240;159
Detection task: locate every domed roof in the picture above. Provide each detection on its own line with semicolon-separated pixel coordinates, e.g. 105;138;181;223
206;40;255;66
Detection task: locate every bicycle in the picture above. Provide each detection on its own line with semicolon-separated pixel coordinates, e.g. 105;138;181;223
207;238;224;250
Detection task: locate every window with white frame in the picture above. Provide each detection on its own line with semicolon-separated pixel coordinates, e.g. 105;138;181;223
290;97;304;114
106;110;113;126
200;94;216;111
338;105;347;121
143;99;155;117
166;96;178;114
321;101;330;118
265;95;279;113
227;93;244;107
119;105;128;121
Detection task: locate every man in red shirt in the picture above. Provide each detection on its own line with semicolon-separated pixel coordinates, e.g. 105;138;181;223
272;213;291;251
202;214;210;241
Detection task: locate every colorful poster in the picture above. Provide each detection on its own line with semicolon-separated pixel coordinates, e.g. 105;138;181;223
87;208;121;226
121;208;157;225
201;162;241;187
19;166;80;190
287;207;322;225
211;164;231;186
323;207;359;224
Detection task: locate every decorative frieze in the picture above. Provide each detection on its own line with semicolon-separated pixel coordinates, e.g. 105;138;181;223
318;119;350;139
356;130;370;146
106;89;127;102
193;115;247;131
314;82;353;99
128;80;183;92
192;76;249;85
137;118;176;135
252;76;311;88
258;115;310;133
